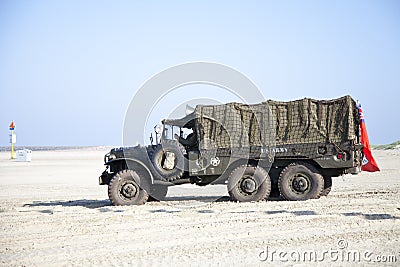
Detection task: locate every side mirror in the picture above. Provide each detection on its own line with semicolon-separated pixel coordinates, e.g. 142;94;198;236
150;133;154;145
154;124;163;134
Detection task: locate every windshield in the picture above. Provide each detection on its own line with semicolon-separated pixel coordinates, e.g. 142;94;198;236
162;124;181;140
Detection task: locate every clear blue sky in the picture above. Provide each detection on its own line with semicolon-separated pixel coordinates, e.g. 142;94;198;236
1;0;399;146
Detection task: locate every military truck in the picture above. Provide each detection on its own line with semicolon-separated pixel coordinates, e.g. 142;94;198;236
99;95;363;205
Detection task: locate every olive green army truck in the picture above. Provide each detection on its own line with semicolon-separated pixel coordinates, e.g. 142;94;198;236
99;95;363;205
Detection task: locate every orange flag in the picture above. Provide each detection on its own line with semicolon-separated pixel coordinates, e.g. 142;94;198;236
357;101;380;172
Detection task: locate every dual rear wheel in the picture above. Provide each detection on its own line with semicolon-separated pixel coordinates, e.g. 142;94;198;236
228;165;271;202
228;162;326;202
278;162;324;201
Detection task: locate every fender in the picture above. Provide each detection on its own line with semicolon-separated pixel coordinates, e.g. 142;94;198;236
106;158;154;185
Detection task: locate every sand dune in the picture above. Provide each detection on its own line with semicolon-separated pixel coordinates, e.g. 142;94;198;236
0;149;399;266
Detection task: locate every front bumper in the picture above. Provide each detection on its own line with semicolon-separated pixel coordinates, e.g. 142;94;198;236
99;167;114;185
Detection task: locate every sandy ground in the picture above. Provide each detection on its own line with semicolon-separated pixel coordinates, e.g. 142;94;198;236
0;148;399;266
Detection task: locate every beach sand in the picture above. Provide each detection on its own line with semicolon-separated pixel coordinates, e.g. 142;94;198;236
0;148;399;266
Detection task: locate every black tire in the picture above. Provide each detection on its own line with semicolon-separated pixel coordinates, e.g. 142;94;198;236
267;185;282;200
228;165;271;202
152;140;186;181
108;170;149;205
148;185;168;201
278;162;324;201
321;176;332;197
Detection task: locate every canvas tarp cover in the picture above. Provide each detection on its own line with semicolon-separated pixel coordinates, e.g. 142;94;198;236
194;102;275;151
194;95;359;151
268;95;359;145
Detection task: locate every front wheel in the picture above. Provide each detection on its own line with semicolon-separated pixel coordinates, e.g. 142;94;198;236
278;162;324;201
228;165;271;202
108;170;149;205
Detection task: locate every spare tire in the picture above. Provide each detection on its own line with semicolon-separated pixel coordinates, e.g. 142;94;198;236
152;140;186;181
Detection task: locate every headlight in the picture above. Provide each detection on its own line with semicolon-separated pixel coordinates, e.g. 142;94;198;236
104;152;117;163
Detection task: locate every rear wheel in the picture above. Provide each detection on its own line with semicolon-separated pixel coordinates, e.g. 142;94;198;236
228;165;271;202
278;162;324;201
108;170;149;205
321;176;332;196
267;184;281;200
